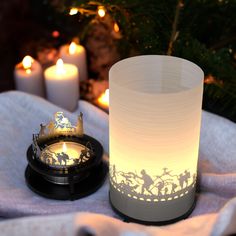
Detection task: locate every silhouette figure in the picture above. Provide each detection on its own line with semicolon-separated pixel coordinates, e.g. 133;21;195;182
56;152;70;165
77;143;93;164
140;169;154;195
110;165;196;201
40;149;57;165
164;187;168;195
178;173;184;189
171;183;178;194
156;181;165;196
183;170;191;187
54;112;73;129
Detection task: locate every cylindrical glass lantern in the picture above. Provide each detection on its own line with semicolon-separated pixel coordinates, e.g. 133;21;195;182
109;55;204;224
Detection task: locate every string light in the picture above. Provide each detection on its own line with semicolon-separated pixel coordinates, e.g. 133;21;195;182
113;22;120;33
97;6;106;18
52;30;60;38
69;8;78;15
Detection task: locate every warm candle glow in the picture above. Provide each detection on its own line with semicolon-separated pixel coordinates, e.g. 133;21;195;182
22;56;33;74
62;142;67;153
97;6;106;18
69;42;77;55
109;55;204;222
56;59;65;75
40;142;88;167
114;22;120;33
98;89;109;108
69;8;78;15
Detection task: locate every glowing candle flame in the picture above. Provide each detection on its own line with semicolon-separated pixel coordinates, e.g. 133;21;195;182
98;89;109;108
62;142;67;153
69;8;78;15
56;59;65;75
22;56;33;74
114;22;119;33
69;42;77;55
97;6;106;18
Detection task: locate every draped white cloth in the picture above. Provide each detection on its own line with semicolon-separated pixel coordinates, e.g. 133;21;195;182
0;91;235;236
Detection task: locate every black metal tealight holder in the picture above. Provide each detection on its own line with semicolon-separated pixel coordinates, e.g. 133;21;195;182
25;112;107;200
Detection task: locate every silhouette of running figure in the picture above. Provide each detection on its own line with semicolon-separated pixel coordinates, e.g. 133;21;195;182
140;169;154;195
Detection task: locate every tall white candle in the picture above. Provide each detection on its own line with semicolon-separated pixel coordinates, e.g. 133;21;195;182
14;56;44;97
60;42;88;82
44;59;79;111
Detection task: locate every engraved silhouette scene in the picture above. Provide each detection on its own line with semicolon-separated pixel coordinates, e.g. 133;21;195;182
37;111;84;142
110;165;197;201
31;111;94;168
39;142;93;167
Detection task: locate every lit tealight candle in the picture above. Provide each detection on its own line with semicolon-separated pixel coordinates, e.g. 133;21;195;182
44;59;79;111
97;89;109;110
40;141;88;168
14;55;45;97
60;41;88;81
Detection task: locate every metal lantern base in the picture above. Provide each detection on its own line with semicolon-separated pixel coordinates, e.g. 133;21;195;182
25;134;108;200
25;162;107;200
109;184;196;225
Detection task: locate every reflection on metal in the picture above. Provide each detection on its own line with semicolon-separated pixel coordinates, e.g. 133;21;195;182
110;165;196;202
38;112;83;142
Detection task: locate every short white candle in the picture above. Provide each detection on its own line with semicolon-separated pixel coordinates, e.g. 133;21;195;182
44;59;79;111
60;42;88;82
14;56;44;97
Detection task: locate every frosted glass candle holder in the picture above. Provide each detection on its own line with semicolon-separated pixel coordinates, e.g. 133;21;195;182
109;55;204;224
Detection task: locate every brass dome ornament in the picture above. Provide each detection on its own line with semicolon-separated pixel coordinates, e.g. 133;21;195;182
25;112;107;200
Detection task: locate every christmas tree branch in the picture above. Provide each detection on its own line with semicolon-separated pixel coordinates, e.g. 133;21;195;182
210;35;236;50
167;0;183;55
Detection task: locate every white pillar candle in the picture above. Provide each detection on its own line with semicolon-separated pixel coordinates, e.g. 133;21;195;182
44;59;79;111
14;56;45;97
60;42;88;82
